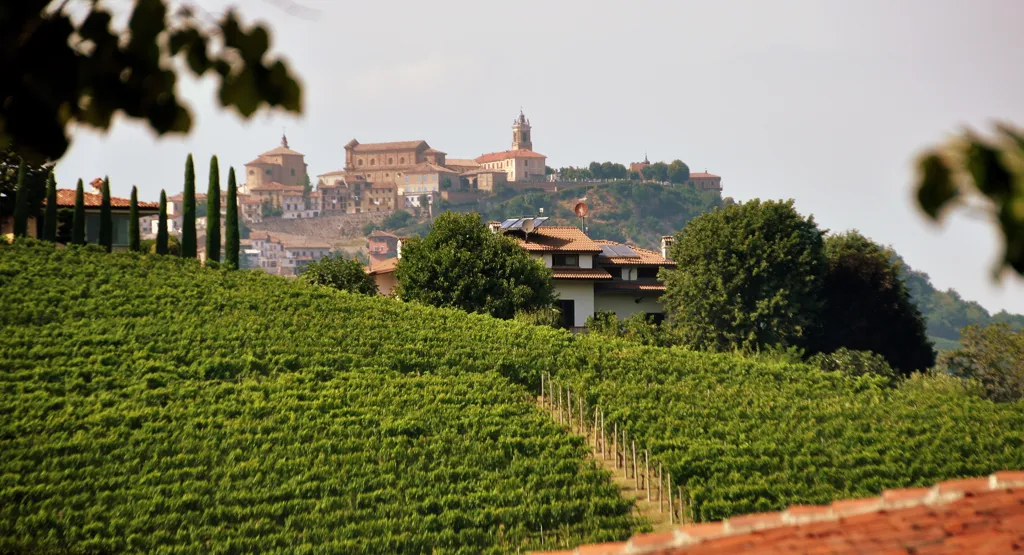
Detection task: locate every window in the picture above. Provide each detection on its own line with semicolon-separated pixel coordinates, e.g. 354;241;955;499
400;157;405;164
552;254;579;267
357;160;364;166
638;267;660;279
290;169;296;176
266;169;272;175
370;159;376;166
388;158;393;164
249;169;254;175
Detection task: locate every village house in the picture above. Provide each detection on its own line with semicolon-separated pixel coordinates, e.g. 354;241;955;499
365;218;675;331
249;231;332;277
444;158;480;174
367;230;399;266
688;171;723;191
460;168;508;192
4;179;160;247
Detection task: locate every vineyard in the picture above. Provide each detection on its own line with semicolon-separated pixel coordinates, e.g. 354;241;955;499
2;240;1024;552
554;337;1024;522
0;241;636;553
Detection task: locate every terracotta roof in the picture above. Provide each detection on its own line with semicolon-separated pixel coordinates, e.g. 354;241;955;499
249;182;304;192
404;162;457;174
367;257;399;275
368;230;399;240
597;282;667;292
52;189;158;210
245;158;275;166
445;158;480;167
534;471;1024;555
511;226;603;253
258;145;304;157
594;240;675;266
689;172;720;179
269;233;332;250
461;168;508;177
475;149;547;163
551;267;613;280
423;147;446;155
349;140;427;152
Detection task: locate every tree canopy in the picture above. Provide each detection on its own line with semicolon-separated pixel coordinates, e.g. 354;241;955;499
661;199;827;352
299;256;378;296
940;323;1024;403
808;231;935;375
2;0;302;163
395;212;556;319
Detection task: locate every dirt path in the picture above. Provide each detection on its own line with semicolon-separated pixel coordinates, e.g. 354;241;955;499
536;395;675;532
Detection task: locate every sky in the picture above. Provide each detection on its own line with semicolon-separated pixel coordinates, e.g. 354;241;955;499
54;0;1024;313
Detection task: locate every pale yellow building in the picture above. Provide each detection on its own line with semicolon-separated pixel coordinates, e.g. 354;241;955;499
475;110;547;182
243;134;308;194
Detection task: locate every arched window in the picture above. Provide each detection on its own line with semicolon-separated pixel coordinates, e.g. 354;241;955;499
266;169;272;175
248;170;254;175
291;169;296;176
399;157;405;164
388;158;393;164
370;159;376;166
357;160;363;166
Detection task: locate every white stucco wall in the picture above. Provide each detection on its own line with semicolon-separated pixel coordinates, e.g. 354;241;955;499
594;293;665;320
553;281;595;328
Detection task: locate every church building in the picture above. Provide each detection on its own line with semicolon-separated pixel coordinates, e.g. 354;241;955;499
475;110;547;182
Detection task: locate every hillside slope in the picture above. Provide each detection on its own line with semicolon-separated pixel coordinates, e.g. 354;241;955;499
1;241;1022;551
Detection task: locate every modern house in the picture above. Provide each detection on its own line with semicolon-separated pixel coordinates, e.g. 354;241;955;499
4;182;159;248
365;218;675;331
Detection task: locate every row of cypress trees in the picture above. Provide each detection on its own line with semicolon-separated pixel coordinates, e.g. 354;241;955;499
10;153;241;268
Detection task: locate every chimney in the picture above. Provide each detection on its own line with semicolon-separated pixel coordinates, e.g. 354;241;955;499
89;177;104;194
396;238;403;260
661;235;674;260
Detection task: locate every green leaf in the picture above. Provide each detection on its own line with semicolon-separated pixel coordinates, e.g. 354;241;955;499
915;153;958;220
966;137;1013;200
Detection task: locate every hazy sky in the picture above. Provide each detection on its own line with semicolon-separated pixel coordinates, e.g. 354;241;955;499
54;0;1024;313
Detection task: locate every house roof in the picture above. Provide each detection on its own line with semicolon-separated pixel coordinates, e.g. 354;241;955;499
368;230;400;240
512;226;603;253
367;257;399;275
52;189;159;210
475;149;547;163
551;268;613;280
423;147;446;155
533;471;1024;555
348;140;428;152
689;172;720;179
404;162;457;175
461;169;508;177
445;158;480;167
268;232;332;249
249;182;304;192
594;239;675;266
597;282;667;292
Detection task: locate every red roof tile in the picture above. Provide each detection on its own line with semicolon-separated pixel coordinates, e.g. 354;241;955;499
597;282;666;292
513;226;603;253
551;268;612;280
689;172;720;179
52;189;158;210
349;140;428;152
475;149;547;163
367;257;398;275
249;182;305;192
531;471;1024;555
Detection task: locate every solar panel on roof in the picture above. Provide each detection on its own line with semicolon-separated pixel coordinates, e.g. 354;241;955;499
500;218;520;230
533;217;549;228
613;245;639;257
600;245;619;258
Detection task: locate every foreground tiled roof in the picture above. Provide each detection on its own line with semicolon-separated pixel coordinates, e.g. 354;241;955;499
349;140;427;152
551;268;612;280
594;239;675;266
53;189;158;210
475;149;547;163
513;227;603;253
533;471;1024;555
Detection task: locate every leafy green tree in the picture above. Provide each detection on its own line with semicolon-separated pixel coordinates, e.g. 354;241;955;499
206;155;220;262
42;171;57;240
299;255;378;295
513;307;563;327
396;212;556;319
302;173;312;209
156;190;168;254
915;123;1024;276
12;161;28;237
72;178;85;245
381;209;413;230
643;162;669;182
181;154;196;258
940;323;1024;402
2;0;302;163
667;159;690;184
128;186;140;251
224;168;239;268
808;231;935;375
810;348;898;383
98;176;112;252
661;199;827;352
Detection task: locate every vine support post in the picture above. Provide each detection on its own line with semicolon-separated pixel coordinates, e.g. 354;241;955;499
612;422;618;468
645;450;650;501
658;463;663;511
632;440;638;489
579;395;584;438
567;387;572;431
623;430;628;475
540;373;545;409
678;486;684;524
593;407;598;448
668;472;673;524
557;384;562;423
600;410;606;460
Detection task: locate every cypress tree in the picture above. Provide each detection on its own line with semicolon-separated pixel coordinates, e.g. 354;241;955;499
156;190;169;254
99;176;112;252
129;186;140;252
43;171;57;241
225;167;240;268
12;161;28;237
206;155;221;262
181;153;197;258
72;178;85;245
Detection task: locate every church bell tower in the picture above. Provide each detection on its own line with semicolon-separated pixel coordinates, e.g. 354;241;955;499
512;108;532;151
